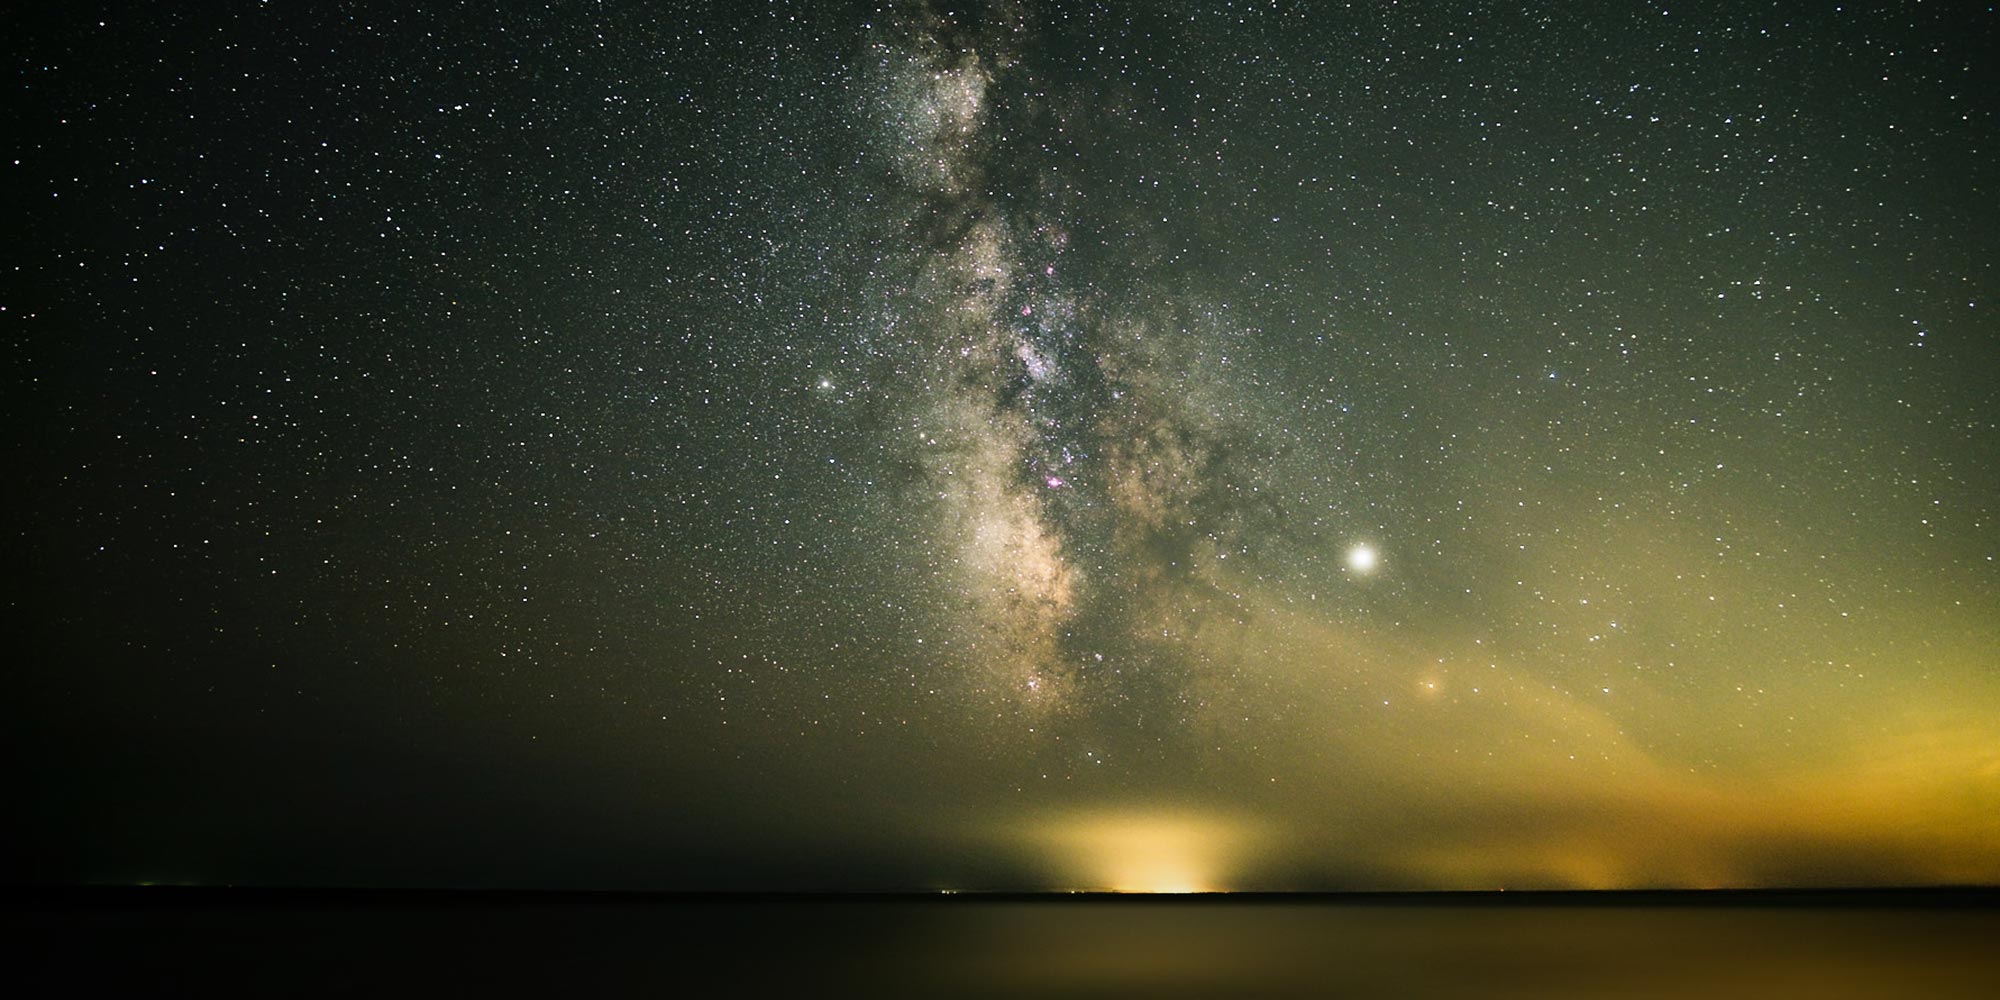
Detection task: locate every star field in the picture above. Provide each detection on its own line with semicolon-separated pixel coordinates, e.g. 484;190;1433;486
6;1;1997;891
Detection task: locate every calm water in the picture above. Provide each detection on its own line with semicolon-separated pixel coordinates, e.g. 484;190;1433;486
12;890;1999;997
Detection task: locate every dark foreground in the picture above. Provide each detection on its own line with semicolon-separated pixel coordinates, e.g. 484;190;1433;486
8;887;1997;997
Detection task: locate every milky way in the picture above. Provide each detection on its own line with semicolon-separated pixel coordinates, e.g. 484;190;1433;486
853;3;1291;737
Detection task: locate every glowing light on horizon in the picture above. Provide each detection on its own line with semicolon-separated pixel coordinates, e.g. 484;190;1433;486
1026;810;1254;893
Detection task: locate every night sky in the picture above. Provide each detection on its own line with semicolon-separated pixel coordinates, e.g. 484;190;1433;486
7;1;1997;892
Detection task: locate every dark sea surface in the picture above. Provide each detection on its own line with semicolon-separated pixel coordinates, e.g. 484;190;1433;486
9;888;1997;997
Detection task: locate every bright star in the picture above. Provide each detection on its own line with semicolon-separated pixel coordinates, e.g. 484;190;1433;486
1347;543;1378;574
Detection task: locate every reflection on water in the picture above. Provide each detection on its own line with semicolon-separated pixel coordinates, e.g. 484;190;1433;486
14;891;1999;997
870;899;1999;998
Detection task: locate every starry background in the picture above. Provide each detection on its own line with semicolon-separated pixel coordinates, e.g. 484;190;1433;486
6;1;1997;891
